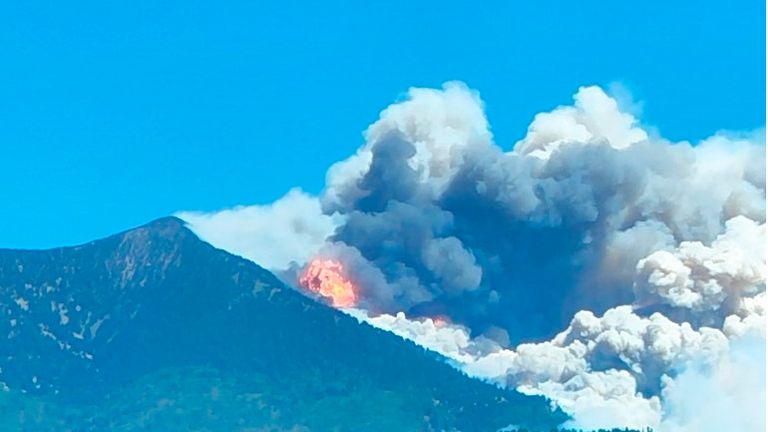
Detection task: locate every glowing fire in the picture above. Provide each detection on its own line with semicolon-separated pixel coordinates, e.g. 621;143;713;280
431;315;451;328
299;258;358;308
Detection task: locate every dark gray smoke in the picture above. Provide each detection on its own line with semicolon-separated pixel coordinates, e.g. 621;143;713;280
180;82;765;430
311;83;765;344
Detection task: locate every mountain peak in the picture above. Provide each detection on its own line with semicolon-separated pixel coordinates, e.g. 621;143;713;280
0;217;564;430
142;215;187;230
115;216;190;244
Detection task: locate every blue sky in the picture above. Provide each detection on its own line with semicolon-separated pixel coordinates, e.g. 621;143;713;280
0;0;765;249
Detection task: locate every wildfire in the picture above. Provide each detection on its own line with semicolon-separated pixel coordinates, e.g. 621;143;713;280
298;258;358;308
431;315;451;328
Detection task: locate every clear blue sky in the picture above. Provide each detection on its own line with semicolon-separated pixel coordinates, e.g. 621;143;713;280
1;1;765;249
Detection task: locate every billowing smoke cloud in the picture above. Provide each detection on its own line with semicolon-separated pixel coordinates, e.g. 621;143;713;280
178;82;765;431
315;82;765;343
179;188;339;270
634;216;765;321
351;294;764;430
660;336;765;432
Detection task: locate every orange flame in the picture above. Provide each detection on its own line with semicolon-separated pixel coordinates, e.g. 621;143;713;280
299;258;358;308
431;315;451;328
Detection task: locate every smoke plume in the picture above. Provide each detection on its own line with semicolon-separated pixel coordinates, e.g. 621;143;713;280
179;82;765;431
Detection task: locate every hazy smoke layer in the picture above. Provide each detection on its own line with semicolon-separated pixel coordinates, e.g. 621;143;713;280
352;296;764;430
180;188;338;270
180;82;765;431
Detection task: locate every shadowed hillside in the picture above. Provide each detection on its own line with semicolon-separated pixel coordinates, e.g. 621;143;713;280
0;217;565;431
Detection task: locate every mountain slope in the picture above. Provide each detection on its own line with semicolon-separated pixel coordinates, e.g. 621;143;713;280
0;217;564;431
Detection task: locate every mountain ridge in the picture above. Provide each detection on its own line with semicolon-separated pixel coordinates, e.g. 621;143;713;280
0;216;565;430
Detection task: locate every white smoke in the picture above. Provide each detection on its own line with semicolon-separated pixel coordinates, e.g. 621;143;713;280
179;82;765;431
178;188;340;270
659;336;766;432
350;296;764;430
324;82;493;209
634;216;765;316
515;85;648;158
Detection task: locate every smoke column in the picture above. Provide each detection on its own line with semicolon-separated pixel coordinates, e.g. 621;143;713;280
180;82;765;431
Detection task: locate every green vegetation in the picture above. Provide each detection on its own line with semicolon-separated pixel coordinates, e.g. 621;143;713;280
0;366;534;432
0;366;650;432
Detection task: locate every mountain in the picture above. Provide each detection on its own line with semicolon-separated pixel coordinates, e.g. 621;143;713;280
0;217;564;431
